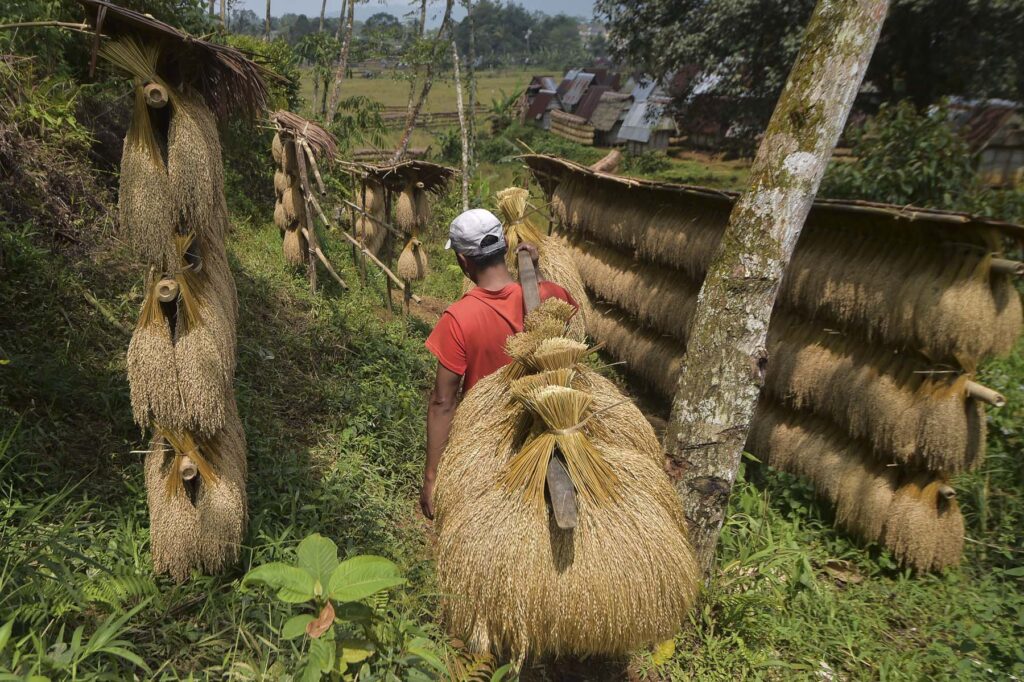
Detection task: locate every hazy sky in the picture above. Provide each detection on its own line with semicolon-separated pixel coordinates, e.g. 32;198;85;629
235;0;597;26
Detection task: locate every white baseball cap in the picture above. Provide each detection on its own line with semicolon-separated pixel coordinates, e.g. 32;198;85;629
445;208;506;257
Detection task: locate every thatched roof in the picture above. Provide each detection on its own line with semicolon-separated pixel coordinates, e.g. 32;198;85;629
354;159;457;194
522;153;1024;237
270;110;338;163
76;0;273;119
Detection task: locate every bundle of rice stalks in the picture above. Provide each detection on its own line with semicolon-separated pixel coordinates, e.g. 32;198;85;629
764;318;987;473
146;400;247;580
273;199;291;232
395;183;430;232
358;179;385;217
168;90;226;244
355;214;387;256
835;458;897;542
883;475;964;572
282;184;305;224
271;132;284;164
128;240;237;437
118;119;176;265
566;237;697;344
550;174;728;281
434;300;697;662
781;223;1022;365
273;169;290;198
283;228;307;266
586;303;684;397
496;187;544;258
397;237;429;281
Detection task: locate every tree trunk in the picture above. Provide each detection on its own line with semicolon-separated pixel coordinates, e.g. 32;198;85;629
220;0;226;27
209;0;215;16
319;0;328;32
400;0;429;160
325;0;356;123
393;0;455;163
463;0;477;173
336;0;346;40
452;40;470;210
264;0;271;40
664;0;890;575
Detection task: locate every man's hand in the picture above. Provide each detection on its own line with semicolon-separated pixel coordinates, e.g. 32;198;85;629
516;242;540;267
419;477;435;520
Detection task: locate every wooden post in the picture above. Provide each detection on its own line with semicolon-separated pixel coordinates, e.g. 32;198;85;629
358;176;368;284
664;0;890;574
294;140;318;292
403;280;412;316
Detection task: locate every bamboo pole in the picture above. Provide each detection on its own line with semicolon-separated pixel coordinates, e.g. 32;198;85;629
383;189;395;314
305;191;422;303
299;139;327;195
990;257;1024;276
300;228;349;290
966;380;1006;407
294;141;318;291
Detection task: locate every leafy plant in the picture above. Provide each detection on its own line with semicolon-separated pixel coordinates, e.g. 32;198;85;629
243;534;443;680
487;88;522;135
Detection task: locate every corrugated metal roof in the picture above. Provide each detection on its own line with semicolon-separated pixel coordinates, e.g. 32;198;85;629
575;85;610;121
525;90;555;121
562;72;596;108
631;79;658;103
619;100;666;143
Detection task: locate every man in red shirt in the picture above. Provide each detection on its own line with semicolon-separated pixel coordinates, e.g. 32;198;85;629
420;208;577;518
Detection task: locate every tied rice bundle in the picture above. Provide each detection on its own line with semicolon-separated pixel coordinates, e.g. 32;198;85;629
273;169;290;198
282;184;305;224
355;215;387;256
395;183;419;232
147;399;248;581
396;237;429;281
283;228;307;266
358;179;385;217
496;187;544;262
168;90;227;245
435;300;697;663
884;475;964;572
271;132;284;164
273;199;291;232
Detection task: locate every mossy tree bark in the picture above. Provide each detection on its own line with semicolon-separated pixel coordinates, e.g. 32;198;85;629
664;0;890;574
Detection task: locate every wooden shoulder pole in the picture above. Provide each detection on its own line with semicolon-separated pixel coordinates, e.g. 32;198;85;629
664;0;891;574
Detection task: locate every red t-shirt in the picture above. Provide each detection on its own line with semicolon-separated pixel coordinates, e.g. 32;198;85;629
425;282;578;392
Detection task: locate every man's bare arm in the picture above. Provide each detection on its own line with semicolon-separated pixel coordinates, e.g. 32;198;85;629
421;363;462;519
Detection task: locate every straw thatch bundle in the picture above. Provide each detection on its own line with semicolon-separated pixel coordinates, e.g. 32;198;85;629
434;301;697;662
282;227;307;266
355;215;387;256
496;187;545;261
883;475;964;572
146;399;247;581
745;401;965;569
781;225;1022;364
764;319;987;473
586;303;684;397
273;169;290;198
551;174;728;281
396;238;429;281
567;237;697;344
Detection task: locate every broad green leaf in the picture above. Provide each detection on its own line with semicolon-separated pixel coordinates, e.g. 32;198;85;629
335;602;374;625
339;639;376;664
244;563;316;603
0;618;15;652
281;614;315;640
329;555;405;603
309;635;336;672
297;534;339;595
405;636;446;673
301;662;323;682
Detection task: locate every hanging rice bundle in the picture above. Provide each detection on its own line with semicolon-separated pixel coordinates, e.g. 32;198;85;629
435;301;697;663
281;136;298;175
395;183;418;232
283;227;307;266
396;237;429;281
586;303;684;397
273;169;290;198
835;458;897;542
119;128;176;266
146;400;247;580
567;237;697;344
282;184;305;224
989;270;1024;356
168;90;226;244
355;214;387;255
273;199;291;232
883;475;964;572
358;179;385;217
764;318;987;473
271;132;284;164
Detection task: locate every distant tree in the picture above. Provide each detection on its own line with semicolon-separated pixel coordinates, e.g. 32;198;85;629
297;32;342;116
597;0;1024;147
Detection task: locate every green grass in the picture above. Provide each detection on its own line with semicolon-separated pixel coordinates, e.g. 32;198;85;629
1;166;1022;679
